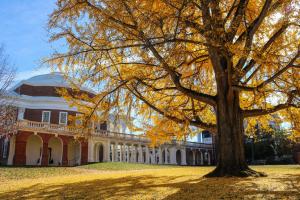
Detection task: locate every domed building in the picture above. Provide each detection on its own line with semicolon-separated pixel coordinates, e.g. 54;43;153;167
0;73;215;166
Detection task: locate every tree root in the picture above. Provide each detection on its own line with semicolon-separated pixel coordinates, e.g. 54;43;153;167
204;166;267;178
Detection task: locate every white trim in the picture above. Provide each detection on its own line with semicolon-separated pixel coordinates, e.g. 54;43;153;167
42;111;51;123
59;112;68;125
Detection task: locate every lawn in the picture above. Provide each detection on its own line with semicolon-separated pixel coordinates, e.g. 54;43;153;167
0;164;299;200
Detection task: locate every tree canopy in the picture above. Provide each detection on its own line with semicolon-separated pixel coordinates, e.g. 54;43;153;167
48;0;300;176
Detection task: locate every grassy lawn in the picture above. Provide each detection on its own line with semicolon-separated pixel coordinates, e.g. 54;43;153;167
0;164;299;200
78;162;179;171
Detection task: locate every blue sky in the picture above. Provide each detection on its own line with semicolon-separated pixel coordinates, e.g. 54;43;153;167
0;0;57;81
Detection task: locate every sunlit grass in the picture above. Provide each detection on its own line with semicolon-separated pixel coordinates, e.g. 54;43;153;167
78;162;179;171
0;164;299;199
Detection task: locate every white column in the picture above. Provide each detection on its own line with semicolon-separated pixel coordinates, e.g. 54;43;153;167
88;139;94;162
130;144;134;162
106;140;111;162
192;150;196;165
7;135;16;165
111;143;115;162
122;145;126;162
145;146;150;164
200;151;204;165
138;145;143;163
181;148;187;165
164;147;168;164
158;147;163;164
119;144;123;162
115;142;119;162
133;145;137;163
170;147;177;165
152;147;156;164
126;145;130;163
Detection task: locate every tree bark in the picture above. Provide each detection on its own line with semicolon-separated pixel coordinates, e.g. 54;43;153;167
205;54;266;177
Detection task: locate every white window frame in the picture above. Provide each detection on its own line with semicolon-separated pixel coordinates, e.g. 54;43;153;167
42;111;51;123
59;112;68;125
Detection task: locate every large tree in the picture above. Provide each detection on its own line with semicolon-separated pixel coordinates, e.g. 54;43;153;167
48;0;300;177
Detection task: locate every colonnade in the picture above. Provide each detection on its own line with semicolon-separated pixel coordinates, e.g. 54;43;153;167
89;139;214;166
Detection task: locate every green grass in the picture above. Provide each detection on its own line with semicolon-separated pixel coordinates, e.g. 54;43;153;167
0;166;80;181
78;162;179;171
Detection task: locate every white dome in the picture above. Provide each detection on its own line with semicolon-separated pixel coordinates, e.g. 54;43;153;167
11;72;94;94
22;72;69;87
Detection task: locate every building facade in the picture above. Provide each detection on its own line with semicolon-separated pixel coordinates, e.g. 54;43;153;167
0;73;215;166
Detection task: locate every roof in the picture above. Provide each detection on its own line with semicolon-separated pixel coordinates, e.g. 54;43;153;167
10;72;95;94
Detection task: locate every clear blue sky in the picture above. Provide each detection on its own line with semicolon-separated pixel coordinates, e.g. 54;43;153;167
0;0;57;81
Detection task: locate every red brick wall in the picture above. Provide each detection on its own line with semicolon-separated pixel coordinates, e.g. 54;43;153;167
24;109;77;125
81;140;88;165
14;131;88;166
14;131;31;165
14;84;95;98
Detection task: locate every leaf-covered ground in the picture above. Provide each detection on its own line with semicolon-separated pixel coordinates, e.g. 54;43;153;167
0;164;299;200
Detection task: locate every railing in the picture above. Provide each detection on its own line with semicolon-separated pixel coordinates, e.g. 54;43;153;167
17;120;81;135
17;120;213;148
94;129;150;142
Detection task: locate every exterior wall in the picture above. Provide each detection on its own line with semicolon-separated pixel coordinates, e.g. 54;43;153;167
24;109;77;125
14;84;95;98
13;131;88;166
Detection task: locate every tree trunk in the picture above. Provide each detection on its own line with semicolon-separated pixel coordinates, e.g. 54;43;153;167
205;55;265;177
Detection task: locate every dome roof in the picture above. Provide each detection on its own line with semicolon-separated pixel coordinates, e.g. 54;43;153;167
22;72;69;87
11;72;94;94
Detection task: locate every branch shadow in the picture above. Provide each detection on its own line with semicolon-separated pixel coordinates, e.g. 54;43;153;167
0;173;299;199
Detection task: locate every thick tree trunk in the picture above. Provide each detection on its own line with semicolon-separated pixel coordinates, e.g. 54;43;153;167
205;55;265;177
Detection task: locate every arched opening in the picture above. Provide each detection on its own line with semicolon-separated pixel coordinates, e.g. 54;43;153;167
176;150;181;165
143;151;146;163
162;150;165;163
94;143;104;162
195;150;201;166
26;134;43;166
68;140;81;166
186;149;193;165
48;137;63;166
207;151;211;165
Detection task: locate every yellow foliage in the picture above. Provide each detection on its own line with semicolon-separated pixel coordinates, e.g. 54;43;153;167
47;0;300;143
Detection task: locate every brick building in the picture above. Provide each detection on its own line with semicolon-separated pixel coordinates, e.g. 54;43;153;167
0;73;215;166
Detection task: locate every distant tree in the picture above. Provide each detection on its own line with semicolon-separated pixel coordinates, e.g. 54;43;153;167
0;45;15;96
245;127;295;163
0;45;17;137
48;0;300;177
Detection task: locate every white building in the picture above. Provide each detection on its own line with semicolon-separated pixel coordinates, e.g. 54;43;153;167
0;73;215;166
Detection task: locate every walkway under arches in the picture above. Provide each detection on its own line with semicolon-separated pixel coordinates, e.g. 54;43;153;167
48;137;63;166
26;134;43;166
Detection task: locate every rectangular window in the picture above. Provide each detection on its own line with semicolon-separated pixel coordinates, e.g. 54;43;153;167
42;111;51;123
59;112;68;125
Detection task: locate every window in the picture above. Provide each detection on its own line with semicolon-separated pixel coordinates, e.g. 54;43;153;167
2;138;9;159
42;111;51;123
59;112;68;125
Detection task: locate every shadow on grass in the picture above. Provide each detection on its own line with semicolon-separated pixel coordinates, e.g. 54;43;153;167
0;174;299;200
